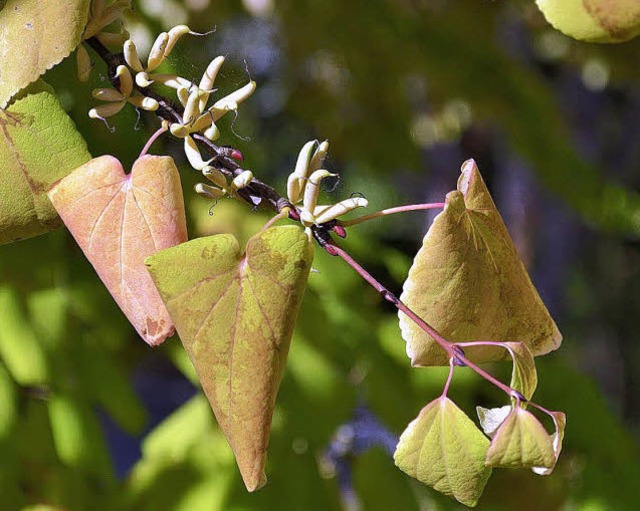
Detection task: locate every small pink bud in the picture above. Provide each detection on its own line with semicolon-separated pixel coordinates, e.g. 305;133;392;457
332;224;347;238
230;149;244;161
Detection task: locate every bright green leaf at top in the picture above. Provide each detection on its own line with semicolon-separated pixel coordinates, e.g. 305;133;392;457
399;160;562;366
485;407;555;469
146;226;314;492
0;0;90;106
0;81;91;245
394;397;492;507
536;0;640;43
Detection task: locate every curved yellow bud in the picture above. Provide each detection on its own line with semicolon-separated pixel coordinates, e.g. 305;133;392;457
147;32;169;71
124;39;144;72
195;183;226;200
314;198;368;225
115;65;133;97
92;88;125;101
203;166;228;188
76;45;92;82
128;95;159;111
135;72;154;88
165;25;191;56
203;123;220;141
304;170;336;213
209;81;256;121
184;135;212;170
231;171;254;192
309;140;329;173
89;101;126;119
198;56;225;110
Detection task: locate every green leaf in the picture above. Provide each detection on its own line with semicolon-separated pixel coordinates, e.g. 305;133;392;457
47;391;112;476
399;160;562;366
0;0;90;106
146;225;314;491
394;397;492;507
485;407;556;469
536;0;640;43
48;155;187;346
0;81;91;245
533;411;566;476
503;342;538;402
0;285;48;385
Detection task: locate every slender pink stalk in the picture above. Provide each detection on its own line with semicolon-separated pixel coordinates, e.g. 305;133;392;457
324;240;520;399
338;202;446;227
261;209;289;232
442;358;455;398
139;125;168;158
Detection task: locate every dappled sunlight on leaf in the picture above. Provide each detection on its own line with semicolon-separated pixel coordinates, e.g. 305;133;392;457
0;81;91;244
0;0;90;107
485;407;556;469
394;396;491;507
146;226;314;491
399;160;562;366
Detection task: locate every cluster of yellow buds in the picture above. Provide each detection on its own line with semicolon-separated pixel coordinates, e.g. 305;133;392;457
84;20;257;202
89;65;159;121
77;0;131;82
287;140;368;228
194;166;255;202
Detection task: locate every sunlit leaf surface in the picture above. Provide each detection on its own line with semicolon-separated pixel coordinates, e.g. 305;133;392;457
0;81;90;245
399;159;562;366
146;226;314;491
485;407;555;469
394;397;491;507
48;155;187;346
0;0;90;107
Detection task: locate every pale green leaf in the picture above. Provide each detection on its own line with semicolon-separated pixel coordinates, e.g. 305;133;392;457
485;407;555;469
394;397;492;507
0;365;16;439
536;0;640;43
0;81;91;245
47;392;112;476
399;159;562;366
0;0;91;106
476;405;511;438
141;394;216;462
533;411;567;476
503;341;538;402
146;225;314;491
0;285;48;385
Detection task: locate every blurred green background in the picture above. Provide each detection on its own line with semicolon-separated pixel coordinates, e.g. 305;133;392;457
2;0;640;509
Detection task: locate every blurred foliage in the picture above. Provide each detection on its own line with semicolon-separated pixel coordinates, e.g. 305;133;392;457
2;0;640;509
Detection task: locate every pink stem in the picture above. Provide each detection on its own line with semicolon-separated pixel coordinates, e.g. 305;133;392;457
139;125;168;158
442;358;455;398
261;209;289;232
338;202;446;227
325;241;520;399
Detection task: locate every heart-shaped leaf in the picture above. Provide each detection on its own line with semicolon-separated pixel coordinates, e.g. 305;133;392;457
145;226;314;491
533;411;566;476
0;81;91;245
485;407;555;469
394;397;492;507
0;0;90;107
399;159;562;366
48;155;187;346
